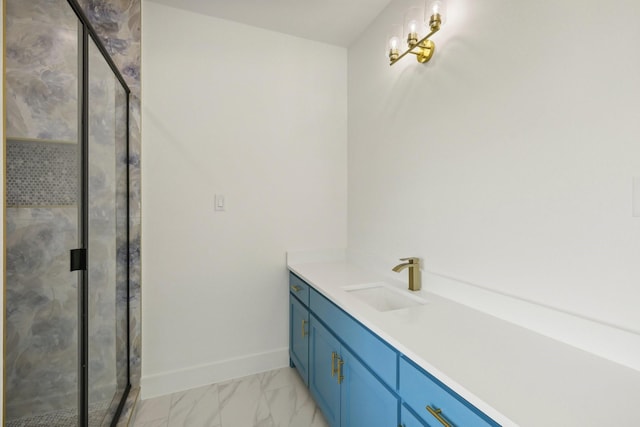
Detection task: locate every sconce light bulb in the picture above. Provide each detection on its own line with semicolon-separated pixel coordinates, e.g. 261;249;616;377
404;7;423;47
408;20;418;33
426;0;447;27
388;35;401;62
408;20;420;46
386;26;403;62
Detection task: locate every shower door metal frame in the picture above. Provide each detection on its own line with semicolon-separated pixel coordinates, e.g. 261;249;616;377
65;0;132;425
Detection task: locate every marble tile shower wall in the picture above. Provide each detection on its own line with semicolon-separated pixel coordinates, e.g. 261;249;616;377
5;207;79;418
4;0;142;420
5;0;82;419
5;0;79;141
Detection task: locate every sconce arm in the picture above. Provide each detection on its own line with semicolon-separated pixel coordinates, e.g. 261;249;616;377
390;27;440;66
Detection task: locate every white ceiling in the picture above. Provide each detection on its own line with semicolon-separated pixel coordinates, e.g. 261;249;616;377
147;0;394;47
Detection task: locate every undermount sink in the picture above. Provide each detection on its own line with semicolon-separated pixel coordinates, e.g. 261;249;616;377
343;283;427;312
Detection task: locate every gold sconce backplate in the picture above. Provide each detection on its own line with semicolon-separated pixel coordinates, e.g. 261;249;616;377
416;39;435;63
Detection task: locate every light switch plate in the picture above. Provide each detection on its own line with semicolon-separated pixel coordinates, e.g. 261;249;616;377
215;194;225;212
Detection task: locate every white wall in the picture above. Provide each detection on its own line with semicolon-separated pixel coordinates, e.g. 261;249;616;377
1;0;5;417
348;0;640;361
141;1;347;397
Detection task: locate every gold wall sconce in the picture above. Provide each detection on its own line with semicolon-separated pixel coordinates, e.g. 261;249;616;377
387;0;447;66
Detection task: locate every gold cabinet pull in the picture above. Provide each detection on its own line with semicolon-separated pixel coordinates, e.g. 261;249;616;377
331;352;338;377
301;319;308;338
426;406;452;427
337;358;345;384
290;285;302;292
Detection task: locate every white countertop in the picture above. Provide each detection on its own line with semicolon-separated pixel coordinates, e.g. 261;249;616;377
288;259;640;427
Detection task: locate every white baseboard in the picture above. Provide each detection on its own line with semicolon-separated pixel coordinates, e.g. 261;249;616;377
140;347;289;400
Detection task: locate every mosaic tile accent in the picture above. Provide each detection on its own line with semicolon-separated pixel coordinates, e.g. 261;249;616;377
6;139;78;207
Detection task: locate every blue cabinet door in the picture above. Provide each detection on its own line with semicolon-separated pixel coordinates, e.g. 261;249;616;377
401;405;427;427
340;347;399;427
309;316;341;427
290;294;310;385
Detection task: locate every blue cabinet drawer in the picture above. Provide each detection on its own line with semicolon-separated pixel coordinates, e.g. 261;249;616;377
289;272;310;306
310;288;397;390
400;357;499;427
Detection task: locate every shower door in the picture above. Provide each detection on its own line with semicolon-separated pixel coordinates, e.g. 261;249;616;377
83;33;130;426
4;0;131;425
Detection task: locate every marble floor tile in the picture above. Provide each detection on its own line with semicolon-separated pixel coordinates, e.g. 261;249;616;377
259;367;305;392
134;367;326;427
168;383;221;427
134;418;168;427
218;374;274;427
134;394;172;424
264;379;328;427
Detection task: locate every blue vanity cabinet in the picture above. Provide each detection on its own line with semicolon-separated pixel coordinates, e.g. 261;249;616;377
339;346;398;427
309;289;397;390
290;271;498;427
309;315;342;426
289;293;310;385
289;272;311;385
400;357;500;427
309;315;398;427
400;405;427;427
290;272;310;305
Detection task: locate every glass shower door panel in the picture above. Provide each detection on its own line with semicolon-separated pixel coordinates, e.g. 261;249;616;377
86;35;129;425
4;0;81;424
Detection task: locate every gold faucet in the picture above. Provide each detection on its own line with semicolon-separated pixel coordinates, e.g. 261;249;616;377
392;257;421;291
